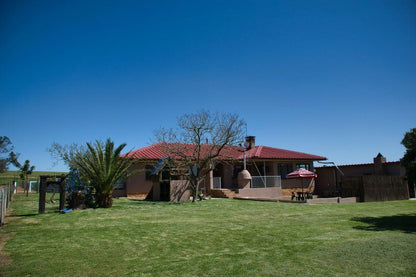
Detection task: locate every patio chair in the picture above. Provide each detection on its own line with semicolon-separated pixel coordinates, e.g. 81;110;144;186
291;191;296;201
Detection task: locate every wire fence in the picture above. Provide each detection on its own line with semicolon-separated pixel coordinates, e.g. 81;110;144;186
251;176;281;188
0;182;15;227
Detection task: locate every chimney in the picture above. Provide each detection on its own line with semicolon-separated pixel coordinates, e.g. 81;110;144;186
245;136;256;150
373;153;386;175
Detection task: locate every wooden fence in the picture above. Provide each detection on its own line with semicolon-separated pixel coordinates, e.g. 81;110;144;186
0;182;14;227
341;175;409;202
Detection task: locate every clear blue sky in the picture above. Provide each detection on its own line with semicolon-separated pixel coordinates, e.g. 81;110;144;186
1;0;415;172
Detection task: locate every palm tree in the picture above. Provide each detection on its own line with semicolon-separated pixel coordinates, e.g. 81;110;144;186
75;139;133;208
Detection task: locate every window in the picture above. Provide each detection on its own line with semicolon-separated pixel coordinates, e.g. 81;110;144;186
114;178;125;190
296;163;310;170
278;163;293;179
145;165;153;181
259;166;271;176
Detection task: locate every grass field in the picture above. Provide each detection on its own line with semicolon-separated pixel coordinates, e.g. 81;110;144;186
0;171;67;186
0;194;415;276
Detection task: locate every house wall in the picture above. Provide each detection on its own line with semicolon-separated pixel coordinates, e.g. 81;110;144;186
126;162;154;197
126;159;316;199
315;167;341;196
231;160;313;177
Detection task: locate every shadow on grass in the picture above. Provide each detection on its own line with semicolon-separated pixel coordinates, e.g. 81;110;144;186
14;213;38;217
112;198;184;208
351;214;416;233
127;199;183;205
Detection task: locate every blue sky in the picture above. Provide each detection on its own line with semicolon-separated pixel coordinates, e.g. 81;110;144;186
1;0;415;171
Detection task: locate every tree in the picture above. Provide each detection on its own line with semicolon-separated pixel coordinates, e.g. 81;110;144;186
155;110;246;202
0;136;14;173
401;128;416;197
73;139;134;208
10;152;35;197
47;142;86;170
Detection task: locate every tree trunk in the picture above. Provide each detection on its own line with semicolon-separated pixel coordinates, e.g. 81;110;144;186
192;178;200;203
96;193;113;208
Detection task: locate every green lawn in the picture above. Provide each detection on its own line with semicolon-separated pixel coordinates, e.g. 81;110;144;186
1;194;415;276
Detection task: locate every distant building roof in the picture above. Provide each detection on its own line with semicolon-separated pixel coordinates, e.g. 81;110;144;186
123;142;326;161
316;161;401;168
376;153;384;158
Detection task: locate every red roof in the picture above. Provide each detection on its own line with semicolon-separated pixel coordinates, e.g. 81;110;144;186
242;145;326;161
123;143;172;160
123;143;326;161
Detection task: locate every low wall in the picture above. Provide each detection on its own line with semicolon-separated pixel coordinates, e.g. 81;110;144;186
307;197;357;204
237;186;282;201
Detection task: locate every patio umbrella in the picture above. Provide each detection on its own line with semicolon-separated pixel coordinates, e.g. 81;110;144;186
286;168;317;197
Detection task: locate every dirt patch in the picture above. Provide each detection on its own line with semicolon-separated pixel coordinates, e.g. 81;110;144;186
0;232;14;266
4;208;20;224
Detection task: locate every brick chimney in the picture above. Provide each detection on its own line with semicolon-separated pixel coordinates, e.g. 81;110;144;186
373;153;386;175
245;136;256;150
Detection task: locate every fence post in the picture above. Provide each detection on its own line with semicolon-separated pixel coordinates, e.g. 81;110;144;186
8;182;13;203
4;186;7;220
6;184;10;208
0;187;5;226
39;176;46;214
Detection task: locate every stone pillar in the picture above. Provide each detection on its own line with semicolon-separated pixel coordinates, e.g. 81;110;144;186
205;170;213;194
270;162;278;176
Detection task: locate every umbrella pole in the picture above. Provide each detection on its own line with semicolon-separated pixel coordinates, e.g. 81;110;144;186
301;179;304;200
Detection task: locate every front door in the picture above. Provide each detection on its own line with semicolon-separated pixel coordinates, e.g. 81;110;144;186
160;181;170;201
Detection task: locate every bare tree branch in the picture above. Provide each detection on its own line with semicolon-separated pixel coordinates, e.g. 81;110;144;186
154;110;245;202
